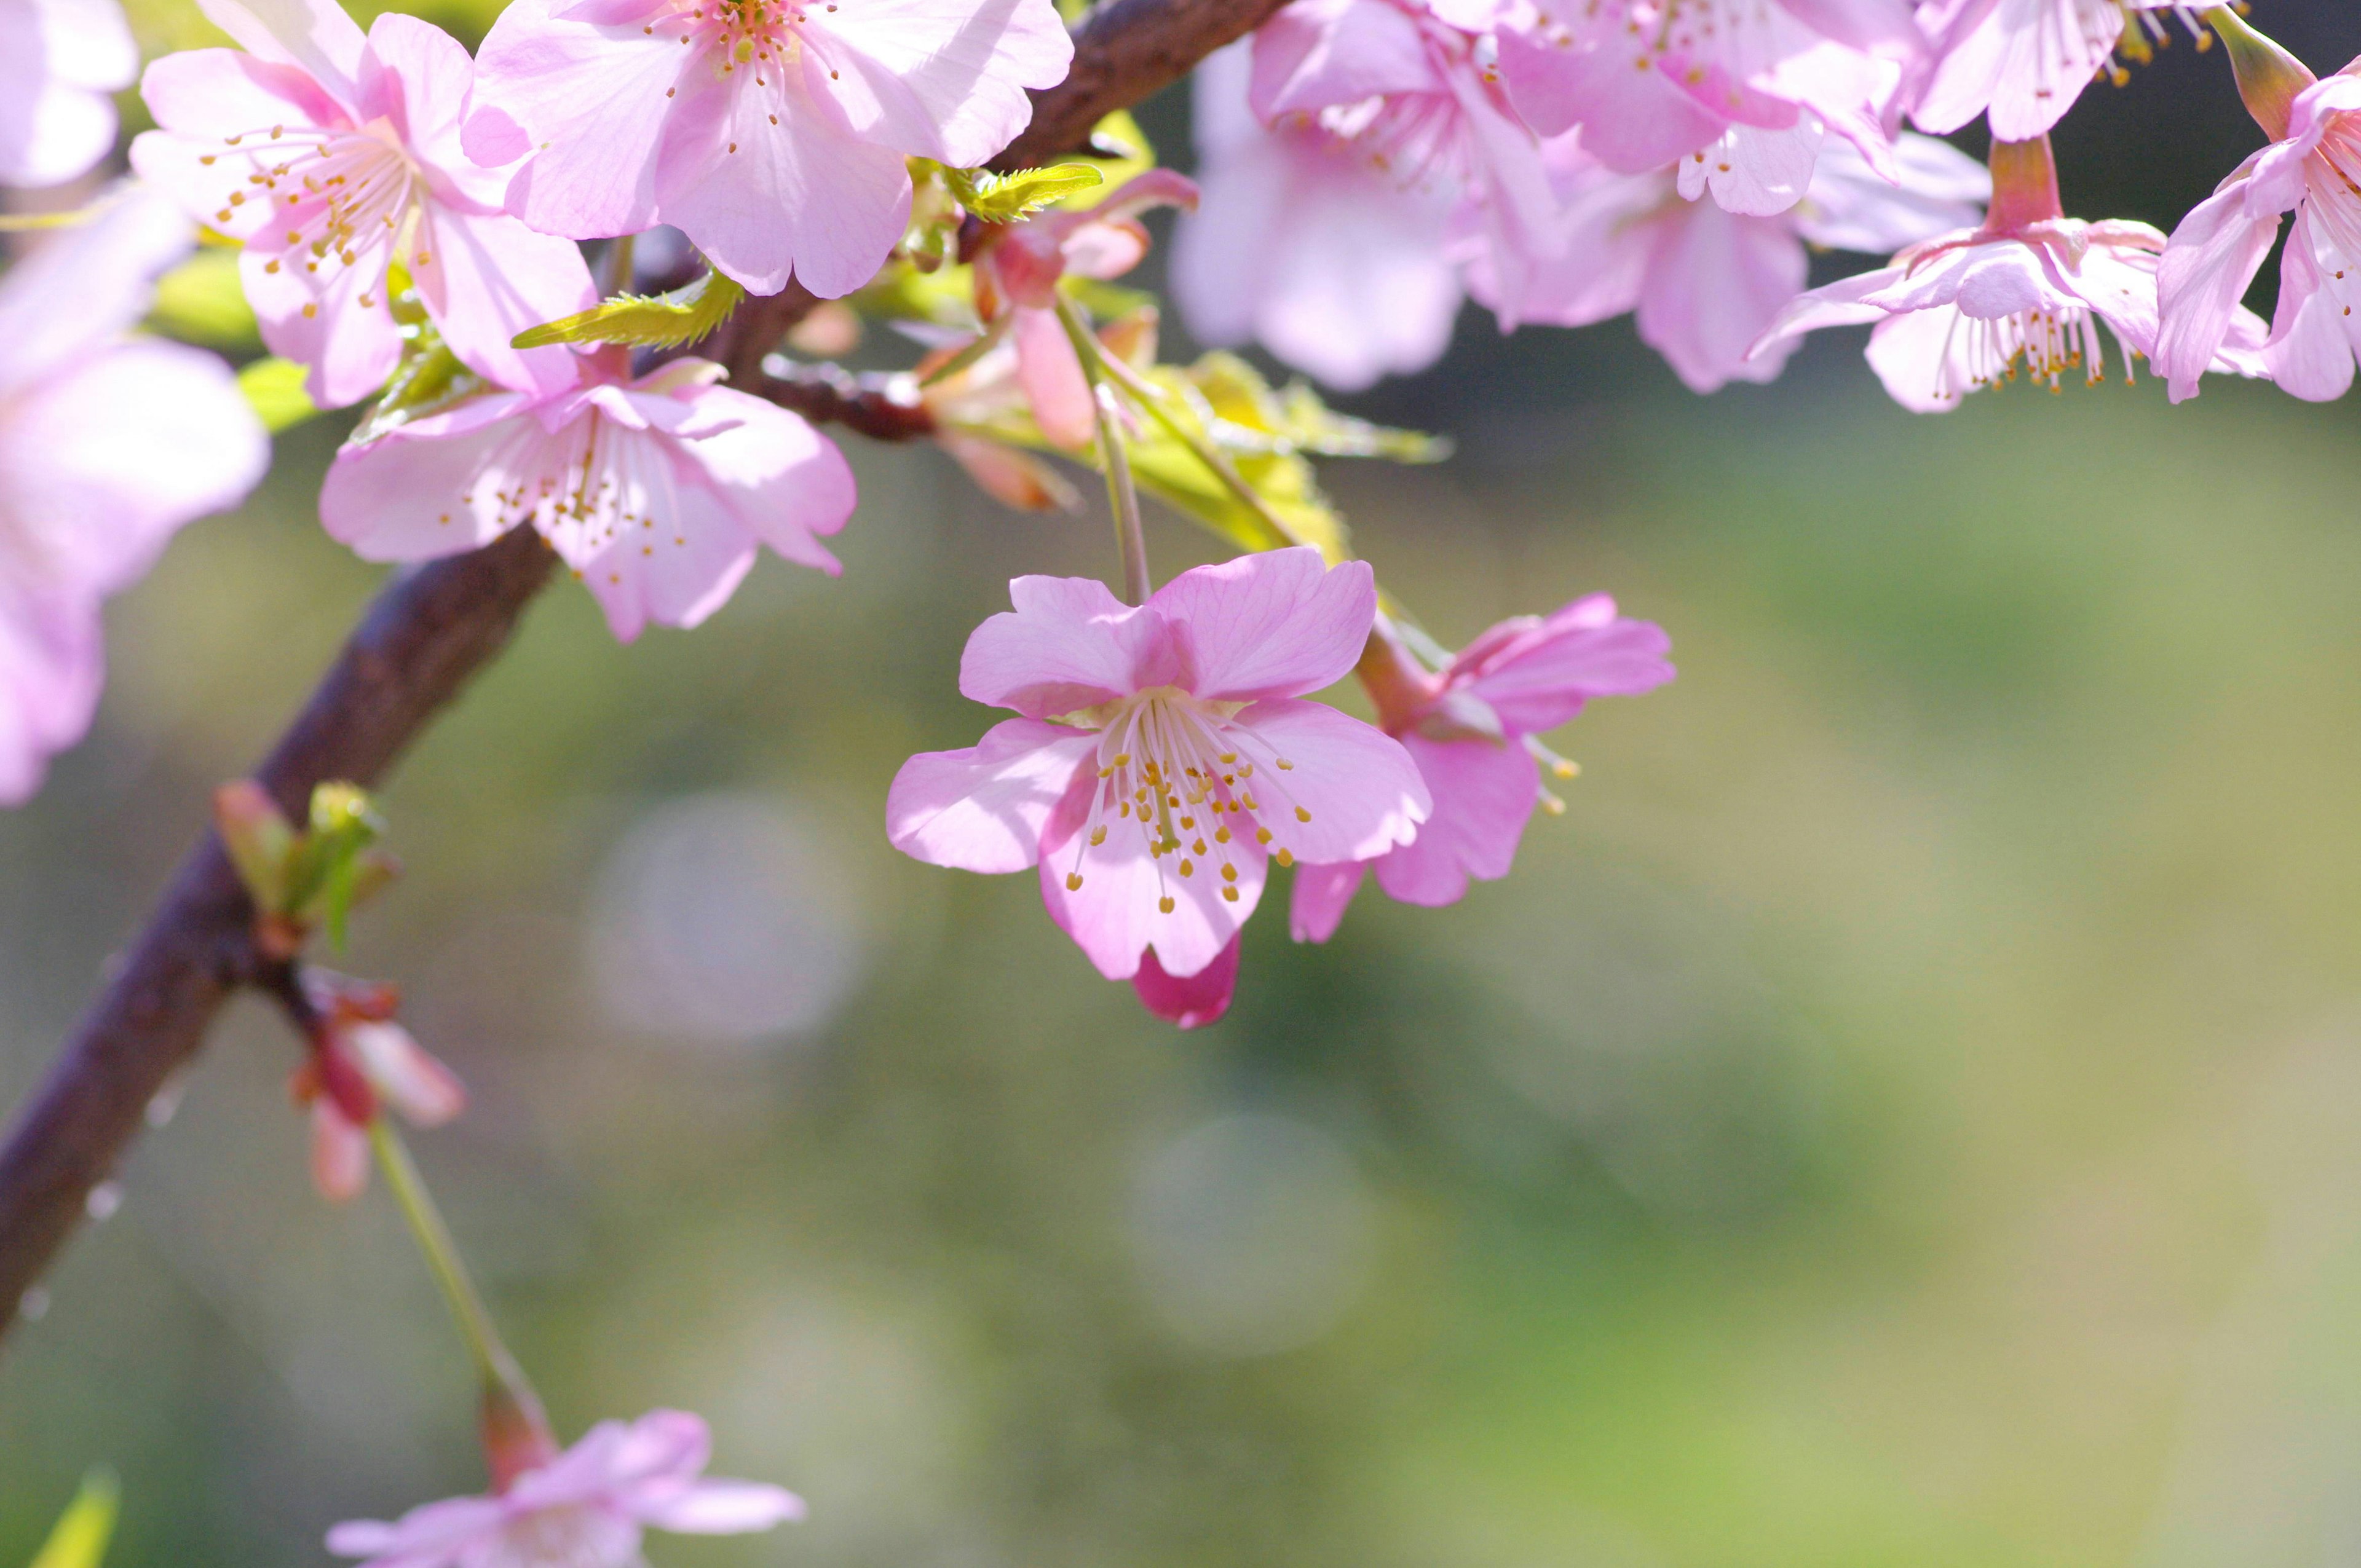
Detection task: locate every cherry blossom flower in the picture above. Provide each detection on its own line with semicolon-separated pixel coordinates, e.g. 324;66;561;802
461;0;1074;299
130;0;598;407
1290;598;1672;940
1;186;268;805
329;1409;804;1568
1910;0;2205;142
1173;40;1462;391
973;168;1198;451
0;0;138;187
2154;22;2361;403
1249;0;1562;326
1469;129;1988;392
1493;0;1922;183
1752;133;2264;410
319;345;855;642
289;974;465;1202
886;547;1430;1026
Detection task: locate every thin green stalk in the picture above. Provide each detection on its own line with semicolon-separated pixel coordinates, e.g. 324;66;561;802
1090;347;1307;554
1053;297;1153;604
370;1119;542;1421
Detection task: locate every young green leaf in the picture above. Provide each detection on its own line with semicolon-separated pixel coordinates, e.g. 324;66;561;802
511;267;745;350
29;1471;117;1568
147;248;258;348
235;358;321;433
941;163;1106;223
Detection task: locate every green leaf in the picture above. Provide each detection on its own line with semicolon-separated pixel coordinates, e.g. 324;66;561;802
146;248;257;348
235;357;320;433
29;1471;117;1568
941;163;1105;223
512;267;744;350
286;782;387;953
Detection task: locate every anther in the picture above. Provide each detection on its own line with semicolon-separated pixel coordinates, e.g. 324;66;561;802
1222;886;1239;902
1089;826;1107;846
1179;859;1195;877
1066;873;1083;891
1159;896;1176;913
1276;849;1294;867
1294;806;1310;822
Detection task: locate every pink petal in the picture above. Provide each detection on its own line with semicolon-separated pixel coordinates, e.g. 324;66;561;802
1131;936;1241;1029
1497;25;1723;163
887;717;1097;873
467;0;685;240
1038;765;1267;981
309;1100;370;1202
1251;0;1439;120
346;1023;467;1127
806;0;1072;166
958;575;1177;718
1146;548;1375;704
1674;122;1822;218
0;586;101;808
635;1481;807;1533
1793;132;1990;256
1860;303;1982;412
1369;734;1538;906
325;1495;508;1567
0;183;197;396
656;383;855;570
655;61;912;297
1463;600;1675;733
240;237;404;409
2261;208;2361;402
1287;860;1364;943
0;341;267;596
1013;306;1096;452
408;205;599;396
0;0;136;187
196;0;370;108
1634;199;1806;393
318;394;541;560
2155;179;2282;404
1223;698;1428;863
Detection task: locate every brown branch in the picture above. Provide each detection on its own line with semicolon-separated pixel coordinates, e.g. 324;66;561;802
746;360;936;441
994;0;1291;169
0;0;1272;1346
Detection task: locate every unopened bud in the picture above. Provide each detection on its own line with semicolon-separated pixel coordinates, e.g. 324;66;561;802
480;1376;560;1493
2205;7;2316;140
214;779;294;912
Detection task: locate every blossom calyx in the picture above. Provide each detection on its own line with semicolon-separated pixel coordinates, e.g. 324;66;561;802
2204;7;2316;141
215;780;398;958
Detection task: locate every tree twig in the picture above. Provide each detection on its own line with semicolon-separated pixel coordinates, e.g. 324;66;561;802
0;0;1268;1347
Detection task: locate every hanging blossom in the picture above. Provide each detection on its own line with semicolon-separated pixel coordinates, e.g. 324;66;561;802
1247;0;1564;327
1466;129;1990;392
973;169;1200;452
0;0;138;187
1489;0;1923;183
887;548;1430;1028
2155;20;2361;403
1173;39;1464;391
330;1409;804;1568
1292;597;1672;940
1750;133;2265;411
321;345;855;642
286;972;466;1202
461;0;1074;298
130;0;598;408
1910;0;2210;142
1;186;269;806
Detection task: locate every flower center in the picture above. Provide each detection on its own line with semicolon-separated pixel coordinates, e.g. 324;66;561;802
203;121;418;309
1061;687;1315;910
668;0;834;99
1924;301;2114;405
453;406;697;586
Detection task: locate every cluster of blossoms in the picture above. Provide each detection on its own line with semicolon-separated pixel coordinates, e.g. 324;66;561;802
7;0;2361;1554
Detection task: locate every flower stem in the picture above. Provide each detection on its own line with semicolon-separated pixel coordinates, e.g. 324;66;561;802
1053;297;1153;605
368;1118;556;1486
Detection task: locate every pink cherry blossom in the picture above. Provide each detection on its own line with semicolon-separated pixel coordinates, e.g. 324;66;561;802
320;347;855;642
461;0;1074;299
1910;0;2201;141
1173;39;1462;391
1289;597;1671;940
1249;0;1562;326
1;186;269;805
130;0;598;408
1466;130;1987;392
973;168;1198;451
329;1409;804;1568
0;0;138;187
886;547;1430;1025
289;974;465;1202
1493;0;1922;183
1752;134;2264;410
2155;63;2361;404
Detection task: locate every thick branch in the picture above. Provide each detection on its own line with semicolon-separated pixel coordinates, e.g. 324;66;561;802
994;0;1291;169
747;360;936;441
0;527;555;1337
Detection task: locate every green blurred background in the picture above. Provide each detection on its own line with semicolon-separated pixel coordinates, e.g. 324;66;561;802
8;4;2361;1564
